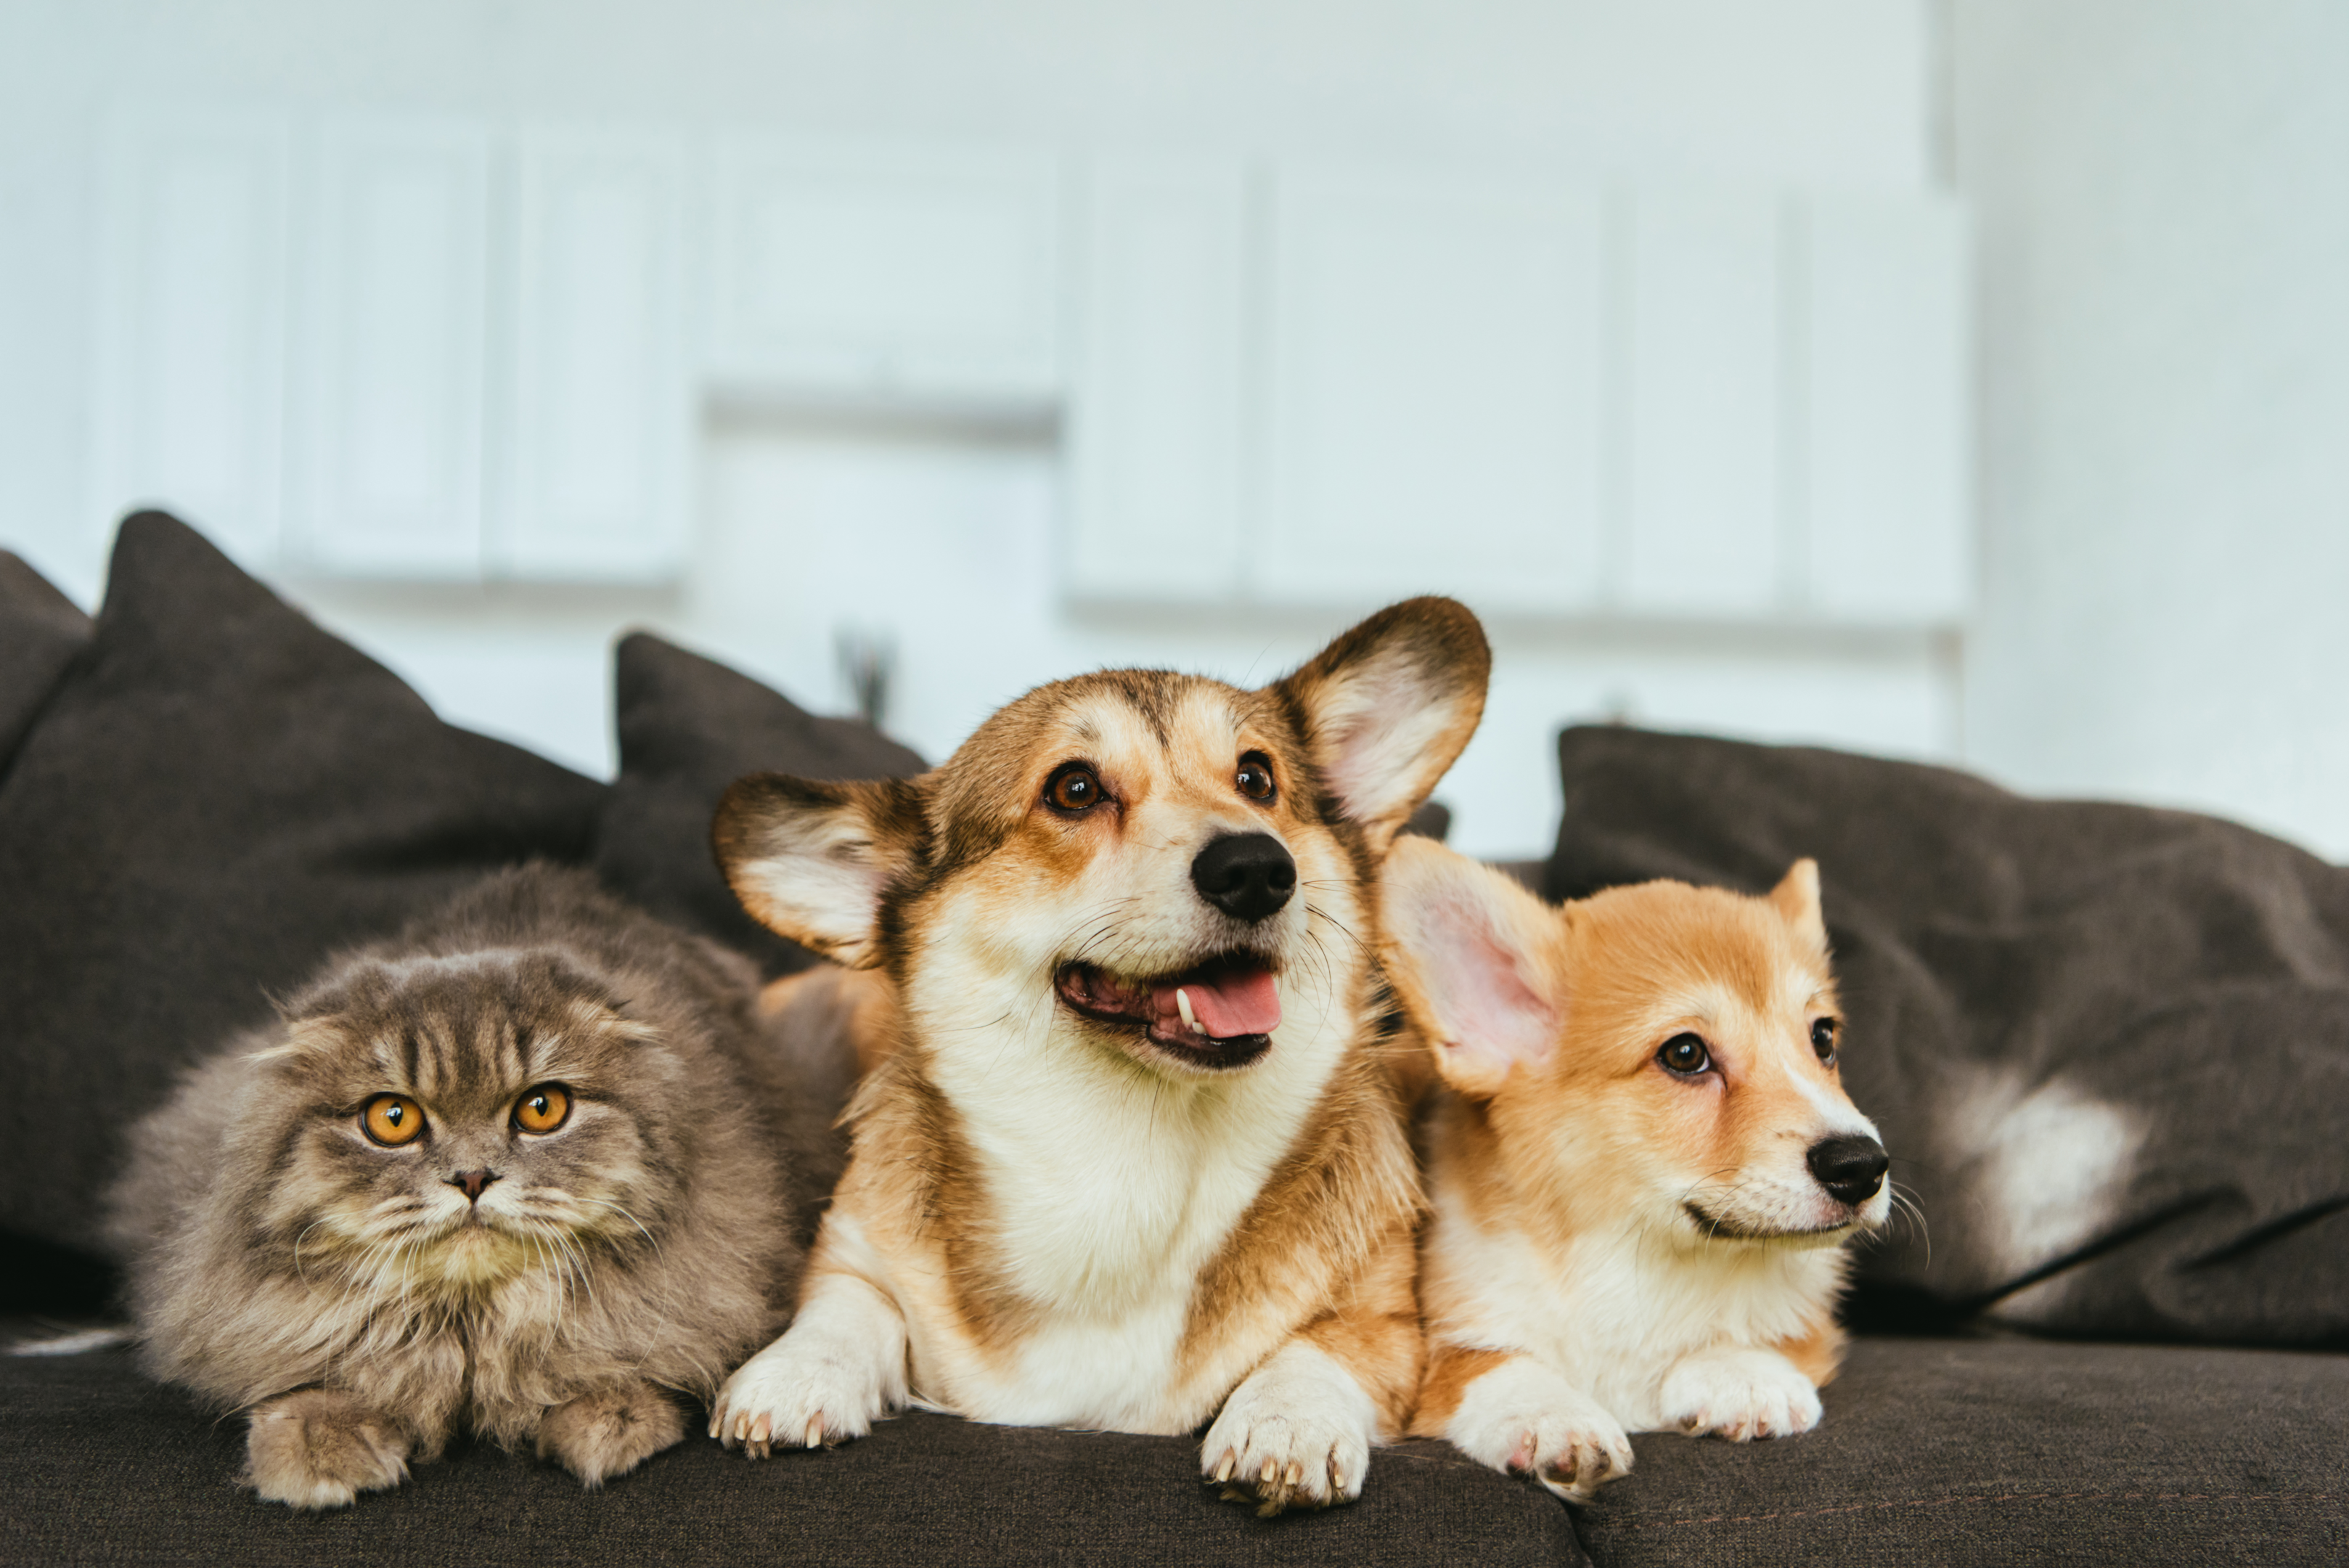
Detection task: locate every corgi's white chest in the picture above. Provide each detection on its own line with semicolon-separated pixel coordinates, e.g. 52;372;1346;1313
911;1012;1340;1431
1433;1191;1840;1433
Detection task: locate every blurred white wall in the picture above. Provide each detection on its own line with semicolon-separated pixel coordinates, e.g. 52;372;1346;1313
4;1;1975;858
1955;1;2349;856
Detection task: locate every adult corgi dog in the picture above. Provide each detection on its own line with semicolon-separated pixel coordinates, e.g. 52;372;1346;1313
1380;838;1891;1500
706;599;1490;1513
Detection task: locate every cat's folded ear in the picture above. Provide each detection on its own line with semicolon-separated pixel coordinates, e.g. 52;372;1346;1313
713;774;930;969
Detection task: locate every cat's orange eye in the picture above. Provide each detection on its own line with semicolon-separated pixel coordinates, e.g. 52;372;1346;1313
361;1095;427;1148
512;1084;571;1135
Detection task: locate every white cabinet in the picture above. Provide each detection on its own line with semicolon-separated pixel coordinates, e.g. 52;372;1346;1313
1257;166;1606;611
89;107;293;567
1618;187;1786;616
1065;156;1250;601
1800;194;1971;621
294;117;493;577
502;129;691;580
707;139;1063;401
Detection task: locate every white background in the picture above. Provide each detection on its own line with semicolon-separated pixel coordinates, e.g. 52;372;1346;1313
4;1;2342;862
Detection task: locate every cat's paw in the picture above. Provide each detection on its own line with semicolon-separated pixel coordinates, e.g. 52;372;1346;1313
710;1330;891;1458
1658;1347;1823;1442
1445;1356;1633;1502
1200;1342;1377;1516
538;1379;686;1487
245;1388;412;1510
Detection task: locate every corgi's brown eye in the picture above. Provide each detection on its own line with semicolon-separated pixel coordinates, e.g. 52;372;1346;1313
1657;1034;1711;1076
1811;1018;1838;1064
361;1095;426;1147
512;1084;571;1134
1047;764;1103;812
1235;754;1275;803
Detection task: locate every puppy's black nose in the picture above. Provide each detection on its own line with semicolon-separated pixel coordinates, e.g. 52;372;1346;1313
1190;833;1296;923
448;1168;499;1203
1805;1136;1887;1206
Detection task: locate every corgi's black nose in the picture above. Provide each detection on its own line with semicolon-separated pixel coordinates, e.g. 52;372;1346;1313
1191;833;1296;923
1806;1136;1887;1206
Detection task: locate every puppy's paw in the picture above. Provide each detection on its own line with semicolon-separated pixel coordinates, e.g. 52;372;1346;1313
710;1331;891;1459
244;1388;412;1510
1446;1358;1632;1502
538;1378;686;1487
1658;1348;1823;1442
1201;1343;1377;1516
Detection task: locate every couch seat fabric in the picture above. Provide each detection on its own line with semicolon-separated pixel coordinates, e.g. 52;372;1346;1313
1574;1334;2348;1566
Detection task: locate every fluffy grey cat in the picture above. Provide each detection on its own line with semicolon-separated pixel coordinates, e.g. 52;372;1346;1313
105;864;840;1509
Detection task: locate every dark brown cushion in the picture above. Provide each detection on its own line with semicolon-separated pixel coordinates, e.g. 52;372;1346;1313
0;550;91;777
595;632;926;979
0;513;607;1267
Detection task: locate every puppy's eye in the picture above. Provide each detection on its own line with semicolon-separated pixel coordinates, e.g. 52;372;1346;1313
1235;753;1275;803
1046;764;1103;813
1657;1034;1711;1077
1810;1017;1838;1064
512;1083;571;1134
361;1095;427;1147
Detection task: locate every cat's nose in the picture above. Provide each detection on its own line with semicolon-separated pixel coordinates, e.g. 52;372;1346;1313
447;1168;500;1203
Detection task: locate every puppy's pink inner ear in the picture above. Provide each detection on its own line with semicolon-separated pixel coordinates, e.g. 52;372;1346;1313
1423;894;1558;1085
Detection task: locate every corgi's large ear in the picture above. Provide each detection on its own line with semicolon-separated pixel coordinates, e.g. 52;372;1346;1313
1380;836;1563;1099
713;774;929;969
1274;597;1490;857
1770;857;1828;957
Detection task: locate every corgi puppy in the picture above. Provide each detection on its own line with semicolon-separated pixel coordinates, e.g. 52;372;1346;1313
706;600;1490;1513
1379;838;1891;1500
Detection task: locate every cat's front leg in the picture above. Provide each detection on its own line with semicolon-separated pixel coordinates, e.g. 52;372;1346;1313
537;1378;686;1487
710;1267;908;1458
1657;1344;1823;1441
244;1387;412;1509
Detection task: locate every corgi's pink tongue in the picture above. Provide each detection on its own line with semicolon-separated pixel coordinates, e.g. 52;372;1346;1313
1153;967;1281;1039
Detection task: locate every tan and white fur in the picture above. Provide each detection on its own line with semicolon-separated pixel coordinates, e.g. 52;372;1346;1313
706;600;1490;1513
1381;839;1892;1500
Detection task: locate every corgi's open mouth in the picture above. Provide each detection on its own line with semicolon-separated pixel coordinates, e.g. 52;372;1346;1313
1054;954;1280;1069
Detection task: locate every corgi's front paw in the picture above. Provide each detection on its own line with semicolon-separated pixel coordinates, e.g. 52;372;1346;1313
1659;1347;1822;1442
710;1331;890;1459
1202;1342;1378;1516
1447;1357;1632;1502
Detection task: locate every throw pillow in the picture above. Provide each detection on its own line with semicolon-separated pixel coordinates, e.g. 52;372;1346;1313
595;633;926;979
0;513;608;1267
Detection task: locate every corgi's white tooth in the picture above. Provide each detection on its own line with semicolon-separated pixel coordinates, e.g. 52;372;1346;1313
1176;987;1206;1037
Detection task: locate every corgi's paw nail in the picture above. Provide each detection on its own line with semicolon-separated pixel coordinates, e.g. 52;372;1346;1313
1200;1354;1376;1511
805;1417;824;1449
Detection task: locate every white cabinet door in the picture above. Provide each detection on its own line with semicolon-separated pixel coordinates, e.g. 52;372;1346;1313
1065;155;1249;602
502;128;691;581
89;107;292;567
707;139;1063;401
295;117;493;577
1801;194;1971;622
1257;165;1606;611
1618;187;1785;615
